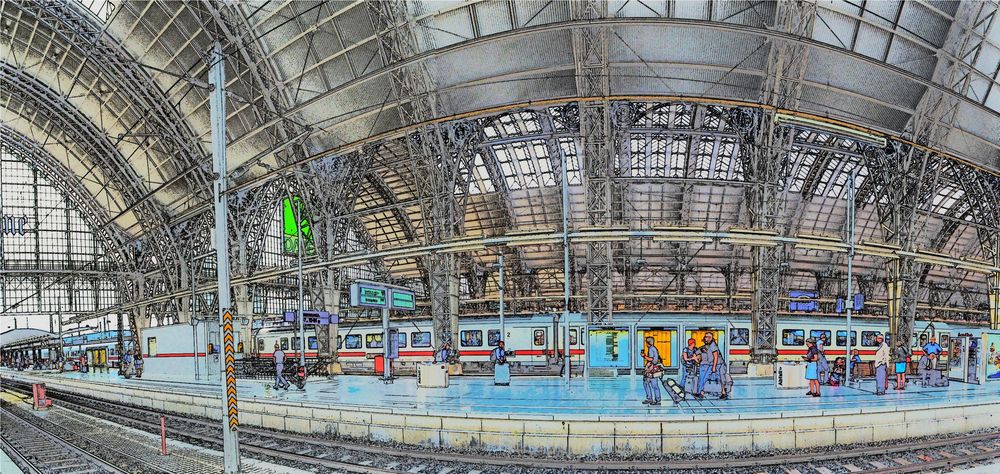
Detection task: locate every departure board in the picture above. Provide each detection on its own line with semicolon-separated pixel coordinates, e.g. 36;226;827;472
390;289;416;311
349;282;388;308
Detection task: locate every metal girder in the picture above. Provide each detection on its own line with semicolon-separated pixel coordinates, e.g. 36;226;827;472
572;0;615;324
742;0;815;364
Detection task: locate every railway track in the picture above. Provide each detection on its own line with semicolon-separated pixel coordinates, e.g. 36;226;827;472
3;378;997;473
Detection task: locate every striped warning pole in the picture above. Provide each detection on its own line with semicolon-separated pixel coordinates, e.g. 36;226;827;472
223;310;239;432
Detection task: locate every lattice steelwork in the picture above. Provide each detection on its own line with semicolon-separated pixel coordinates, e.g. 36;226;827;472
573;0;615;324
1;143;121;320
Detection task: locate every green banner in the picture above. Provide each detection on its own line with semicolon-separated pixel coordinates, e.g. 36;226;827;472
282;196;315;256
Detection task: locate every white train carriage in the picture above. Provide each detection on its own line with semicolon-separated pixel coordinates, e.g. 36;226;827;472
142;313;967;379
139;323;247;380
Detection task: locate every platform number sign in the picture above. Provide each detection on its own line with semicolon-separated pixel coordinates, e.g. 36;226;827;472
223;309;238;431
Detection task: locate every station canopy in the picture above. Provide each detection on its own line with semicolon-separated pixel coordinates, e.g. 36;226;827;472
1;0;998;326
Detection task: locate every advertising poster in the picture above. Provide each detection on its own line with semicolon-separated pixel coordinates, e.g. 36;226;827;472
985;332;1000;382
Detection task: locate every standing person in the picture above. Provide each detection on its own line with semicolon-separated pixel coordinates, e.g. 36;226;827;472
803;338;821;397
490;340;510;386
922;337;942;369
434;341;451;364
273;343;289;390
694;333;728;400
874;334;891;395
133;349;144;379
641;336;662;406
894;340;909;390
850;349;862;382
121;350;133;378
816;334;830;384
680;338;699;392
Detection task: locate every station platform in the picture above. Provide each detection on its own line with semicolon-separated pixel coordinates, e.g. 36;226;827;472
2;368;998;455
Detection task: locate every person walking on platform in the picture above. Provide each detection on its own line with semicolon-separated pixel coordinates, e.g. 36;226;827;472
680;338;699;392
694;333;728;400
894;340;909;390
803;338;821;397
641;336;662;405
273;343;290;390
816;334;830;384
922;337;942;369
491;340;510;386
874;334;891;395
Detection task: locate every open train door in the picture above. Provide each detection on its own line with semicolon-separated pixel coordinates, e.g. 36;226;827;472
634;326;679;375
682;325;728;370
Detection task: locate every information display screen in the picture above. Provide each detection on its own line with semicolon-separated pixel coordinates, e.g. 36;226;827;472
390;289;416;311
350;283;388;308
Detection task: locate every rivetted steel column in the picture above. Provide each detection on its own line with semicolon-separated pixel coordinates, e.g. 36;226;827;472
209;41;240;473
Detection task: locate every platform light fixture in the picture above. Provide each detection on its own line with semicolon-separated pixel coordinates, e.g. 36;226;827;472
651;225;713;243
794;233;847;252
775;112;887;147
573;225;630;242
856;240;901;259
720;228;779;247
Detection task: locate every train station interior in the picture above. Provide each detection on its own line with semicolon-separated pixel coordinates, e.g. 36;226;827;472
2;1;1000;473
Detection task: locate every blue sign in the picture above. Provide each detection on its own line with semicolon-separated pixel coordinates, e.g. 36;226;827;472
350;283;388;308
389;289;416;311
789;291;818;312
283;311;337;325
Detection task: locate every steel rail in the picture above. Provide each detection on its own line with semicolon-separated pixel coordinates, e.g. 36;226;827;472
0;437;43;474
5;378;998;473
0;402;133;474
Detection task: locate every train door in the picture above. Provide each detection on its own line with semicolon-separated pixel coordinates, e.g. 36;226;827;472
530;327;548;365
684;326;727;367
587;326;631;375
635;327;677;373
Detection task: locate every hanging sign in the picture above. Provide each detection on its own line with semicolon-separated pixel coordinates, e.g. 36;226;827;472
350;283;388;308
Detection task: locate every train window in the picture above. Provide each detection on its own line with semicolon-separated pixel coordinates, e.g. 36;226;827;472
411;332;431;348
345;335;361;349
366;334;383;348
147;337;157;357
836;331;857;347
398;332;407;348
730;328;749;346
488;330;501;346
280;338;289;350
533;329;546;346
461;330;483;347
308;337;317;350
257;339;265;352
292;337;301;350
782;329;804;346
861;331;881;347
810;330;831;343
337;336;343;350
570;329;578;346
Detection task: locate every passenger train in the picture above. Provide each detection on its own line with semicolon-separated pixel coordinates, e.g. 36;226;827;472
137;313;967;377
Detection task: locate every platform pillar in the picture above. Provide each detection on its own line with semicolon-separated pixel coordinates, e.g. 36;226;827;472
989;271;999;331
209;40;240;474
323;273;341;375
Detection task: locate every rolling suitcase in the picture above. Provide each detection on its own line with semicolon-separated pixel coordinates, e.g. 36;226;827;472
662;377;685;404
494;363;510;386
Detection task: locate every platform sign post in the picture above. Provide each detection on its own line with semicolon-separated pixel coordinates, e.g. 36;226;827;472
223;310;238;432
210;41;240;473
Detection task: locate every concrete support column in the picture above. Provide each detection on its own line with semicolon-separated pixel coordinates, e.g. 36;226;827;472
323;270;341;374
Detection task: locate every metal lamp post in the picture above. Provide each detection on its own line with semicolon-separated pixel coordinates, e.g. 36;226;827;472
845;168;857;386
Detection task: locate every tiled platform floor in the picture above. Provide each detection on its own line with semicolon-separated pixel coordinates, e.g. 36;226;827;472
9;368;999;418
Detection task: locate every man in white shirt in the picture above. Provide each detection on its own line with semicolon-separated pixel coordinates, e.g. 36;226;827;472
273;343;289;390
874;334;891;395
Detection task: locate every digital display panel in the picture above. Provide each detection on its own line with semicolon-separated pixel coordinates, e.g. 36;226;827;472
349;283;388;308
390;289;416;311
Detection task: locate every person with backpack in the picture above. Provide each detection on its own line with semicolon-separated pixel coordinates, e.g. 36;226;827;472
641;336;663;406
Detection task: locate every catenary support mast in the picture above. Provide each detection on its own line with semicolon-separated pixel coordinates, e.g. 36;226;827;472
209;41;240;474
